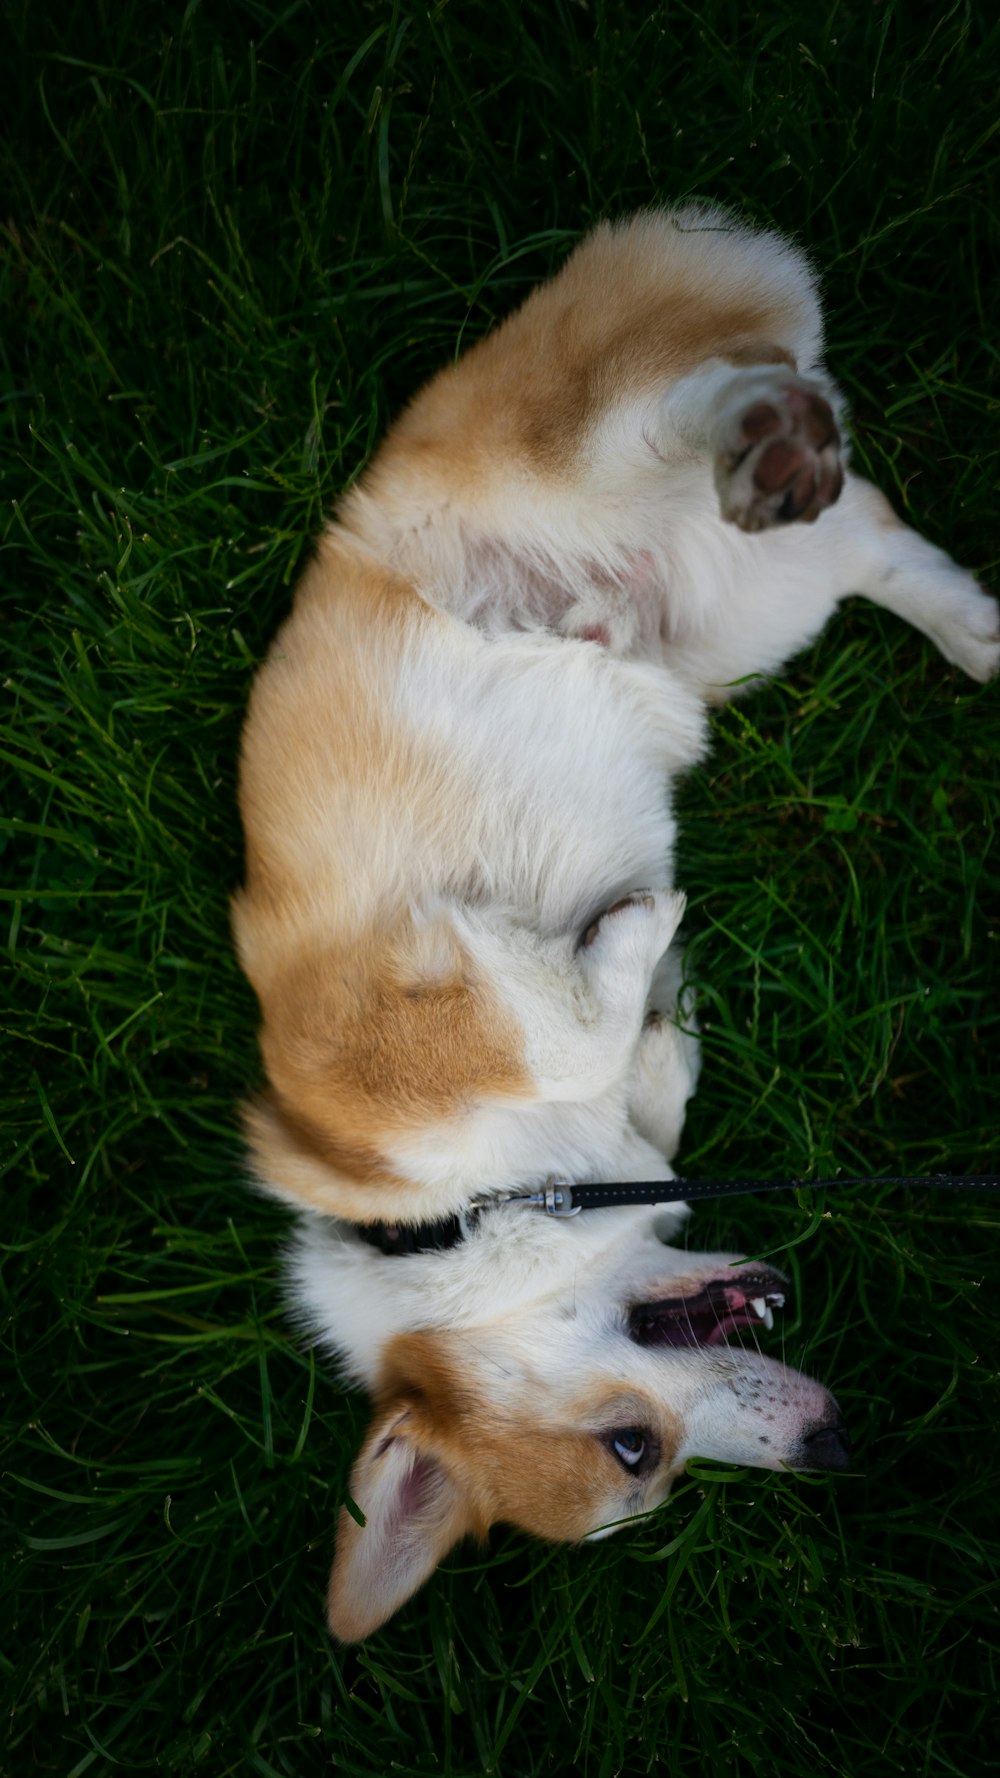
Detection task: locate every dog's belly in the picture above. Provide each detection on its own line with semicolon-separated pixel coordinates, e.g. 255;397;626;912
420;649;692;928
238;554;694;939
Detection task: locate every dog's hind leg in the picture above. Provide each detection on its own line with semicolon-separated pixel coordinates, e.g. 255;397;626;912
819;475;1000;682
655;358;847;533
657;362;998;682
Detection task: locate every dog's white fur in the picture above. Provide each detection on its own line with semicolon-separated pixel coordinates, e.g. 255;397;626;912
234;207;998;1640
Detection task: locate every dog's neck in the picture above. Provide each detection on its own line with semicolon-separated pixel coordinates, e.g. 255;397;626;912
286;1200;691;1390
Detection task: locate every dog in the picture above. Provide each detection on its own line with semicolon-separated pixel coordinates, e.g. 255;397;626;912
233;207;998;1640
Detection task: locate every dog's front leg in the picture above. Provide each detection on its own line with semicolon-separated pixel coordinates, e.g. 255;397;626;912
625;946;700;1163
626;1013;700;1164
494;890;686;1103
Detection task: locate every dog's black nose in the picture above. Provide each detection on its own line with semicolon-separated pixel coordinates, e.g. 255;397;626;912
800;1418;853;1472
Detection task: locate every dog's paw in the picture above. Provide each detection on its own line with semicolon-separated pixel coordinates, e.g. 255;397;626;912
573;891;686;1050
581;891;656;948
579;890;686;977
715;377;844;534
927;578;1000;682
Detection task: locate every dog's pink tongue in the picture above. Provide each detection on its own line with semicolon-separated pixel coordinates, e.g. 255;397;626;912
630;1275;786;1349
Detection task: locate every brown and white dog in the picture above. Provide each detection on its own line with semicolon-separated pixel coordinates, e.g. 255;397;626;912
233;207;998;1641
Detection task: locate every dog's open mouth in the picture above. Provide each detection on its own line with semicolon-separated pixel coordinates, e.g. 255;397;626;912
628;1269;787;1349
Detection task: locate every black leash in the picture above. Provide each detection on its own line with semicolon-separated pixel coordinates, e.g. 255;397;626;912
555;1172;1000;1210
356;1171;1000;1256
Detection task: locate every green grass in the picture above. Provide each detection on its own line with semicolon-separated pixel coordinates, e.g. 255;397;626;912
3;1;1000;1772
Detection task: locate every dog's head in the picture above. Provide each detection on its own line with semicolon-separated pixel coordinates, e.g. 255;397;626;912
289;1212;849;1641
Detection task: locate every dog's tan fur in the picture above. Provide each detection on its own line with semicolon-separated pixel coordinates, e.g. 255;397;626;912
234;215;835;1221
328;1329;687;1643
356;218;803;486
236;208;997;1638
234;537;534;1216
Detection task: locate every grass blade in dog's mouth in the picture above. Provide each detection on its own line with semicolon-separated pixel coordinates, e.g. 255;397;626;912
628;1269;788;1348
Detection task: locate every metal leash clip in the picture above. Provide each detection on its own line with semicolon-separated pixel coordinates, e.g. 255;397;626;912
538;1181;580;1218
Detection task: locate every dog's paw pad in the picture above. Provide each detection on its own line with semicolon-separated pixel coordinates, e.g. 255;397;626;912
717;383;844;533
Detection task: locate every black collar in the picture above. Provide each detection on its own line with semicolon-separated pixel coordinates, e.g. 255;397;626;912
353;1171;1000;1256
356;1215;466;1256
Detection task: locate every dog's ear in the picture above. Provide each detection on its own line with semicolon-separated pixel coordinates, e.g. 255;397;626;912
327;1404;473;1642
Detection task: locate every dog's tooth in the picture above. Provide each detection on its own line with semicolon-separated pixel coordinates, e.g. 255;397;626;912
748;1297;776;1331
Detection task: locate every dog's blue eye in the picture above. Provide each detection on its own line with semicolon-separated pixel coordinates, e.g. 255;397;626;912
612;1429;646;1468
